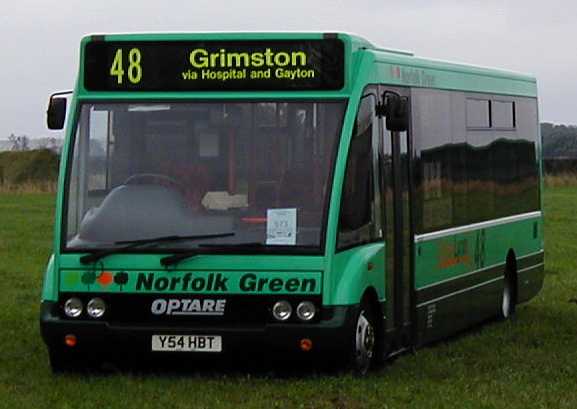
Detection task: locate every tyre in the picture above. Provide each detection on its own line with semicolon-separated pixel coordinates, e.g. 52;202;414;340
348;300;376;376
499;276;515;320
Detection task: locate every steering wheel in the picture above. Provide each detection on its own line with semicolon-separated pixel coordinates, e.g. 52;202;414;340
123;173;185;193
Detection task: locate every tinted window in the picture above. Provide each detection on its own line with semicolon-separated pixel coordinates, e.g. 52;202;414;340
412;89;454;232
508;98;540;214
413;91;540;234
466;126;496;223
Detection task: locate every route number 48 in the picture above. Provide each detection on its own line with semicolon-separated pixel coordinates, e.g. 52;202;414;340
109;48;142;85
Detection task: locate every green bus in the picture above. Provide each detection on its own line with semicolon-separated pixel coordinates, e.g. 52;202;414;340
41;32;544;374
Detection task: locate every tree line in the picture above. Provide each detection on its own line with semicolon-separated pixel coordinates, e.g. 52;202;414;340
542;123;577;159
3;134;61;152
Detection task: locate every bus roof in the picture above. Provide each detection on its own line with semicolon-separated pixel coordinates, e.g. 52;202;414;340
78;32;537;98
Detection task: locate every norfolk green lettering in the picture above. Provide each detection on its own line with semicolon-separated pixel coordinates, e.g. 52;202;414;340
238;273;317;293
136;272;229;292
60;270;321;294
135;272;317;293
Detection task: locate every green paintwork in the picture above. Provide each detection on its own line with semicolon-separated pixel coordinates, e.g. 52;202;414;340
329;243;386;305
41;255;57;301
414;215;543;289
44;32;542;313
369;53;537;97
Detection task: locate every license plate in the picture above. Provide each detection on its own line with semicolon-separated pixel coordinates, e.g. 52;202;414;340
151;335;222;352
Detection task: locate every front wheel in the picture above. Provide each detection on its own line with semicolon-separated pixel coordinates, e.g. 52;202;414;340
348;302;376;375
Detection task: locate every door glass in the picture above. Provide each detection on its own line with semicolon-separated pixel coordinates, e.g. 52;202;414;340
338;94;382;249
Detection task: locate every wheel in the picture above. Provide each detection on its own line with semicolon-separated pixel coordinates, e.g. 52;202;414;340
348;300;376;375
499;276;515;320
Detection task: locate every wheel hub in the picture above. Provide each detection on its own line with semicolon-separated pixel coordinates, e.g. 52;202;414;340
355;311;374;360
502;282;511;318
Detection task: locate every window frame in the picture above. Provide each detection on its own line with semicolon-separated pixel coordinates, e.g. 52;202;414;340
336;90;383;251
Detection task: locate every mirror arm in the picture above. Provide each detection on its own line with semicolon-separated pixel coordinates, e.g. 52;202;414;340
49;90;73;101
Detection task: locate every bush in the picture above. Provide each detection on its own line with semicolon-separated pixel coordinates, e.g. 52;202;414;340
0;150;59;191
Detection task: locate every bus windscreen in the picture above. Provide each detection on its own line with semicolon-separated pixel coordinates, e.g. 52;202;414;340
65;101;345;252
84;39;345;91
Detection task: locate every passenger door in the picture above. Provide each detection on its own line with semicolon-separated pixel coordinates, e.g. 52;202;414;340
379;86;414;351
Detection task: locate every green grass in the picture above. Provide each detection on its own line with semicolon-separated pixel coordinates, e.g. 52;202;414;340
1;188;576;409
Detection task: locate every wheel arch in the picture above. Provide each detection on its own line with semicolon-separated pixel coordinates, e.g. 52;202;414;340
361;285;384;324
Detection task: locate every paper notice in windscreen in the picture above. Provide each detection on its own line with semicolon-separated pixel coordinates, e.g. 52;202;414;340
266;208;297;245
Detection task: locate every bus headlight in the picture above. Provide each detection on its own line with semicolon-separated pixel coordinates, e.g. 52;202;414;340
296;301;316;321
64;298;83;318
272;300;292;321
87;297;106;318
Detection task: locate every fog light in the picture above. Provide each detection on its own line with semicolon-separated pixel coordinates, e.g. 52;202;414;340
64;298;83;318
87;297;106;318
64;334;77;347
296;301;316;321
272;300;292;321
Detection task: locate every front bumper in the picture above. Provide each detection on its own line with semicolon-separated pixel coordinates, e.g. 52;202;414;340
40;301;358;360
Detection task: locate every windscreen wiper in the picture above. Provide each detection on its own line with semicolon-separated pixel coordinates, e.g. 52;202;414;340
79;233;235;265
160;242;264;267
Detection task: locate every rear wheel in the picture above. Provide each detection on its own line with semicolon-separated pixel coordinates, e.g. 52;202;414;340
499;276;515;320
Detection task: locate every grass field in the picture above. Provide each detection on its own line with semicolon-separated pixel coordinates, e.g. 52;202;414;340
1;188;576;409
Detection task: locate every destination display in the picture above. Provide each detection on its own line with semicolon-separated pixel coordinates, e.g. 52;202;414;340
83;39;345;91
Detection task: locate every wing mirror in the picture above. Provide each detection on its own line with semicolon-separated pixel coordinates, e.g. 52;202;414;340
379;91;409;132
47;91;72;130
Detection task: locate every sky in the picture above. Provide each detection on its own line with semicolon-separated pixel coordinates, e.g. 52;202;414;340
1;0;575;140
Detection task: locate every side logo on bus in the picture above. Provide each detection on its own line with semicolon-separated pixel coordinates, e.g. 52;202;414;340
151;298;226;316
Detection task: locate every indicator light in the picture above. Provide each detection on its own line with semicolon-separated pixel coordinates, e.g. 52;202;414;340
299;338;313;352
64;334;77;347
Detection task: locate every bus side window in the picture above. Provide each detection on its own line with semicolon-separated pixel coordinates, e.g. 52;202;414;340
338;94;382;249
412;89;454;233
